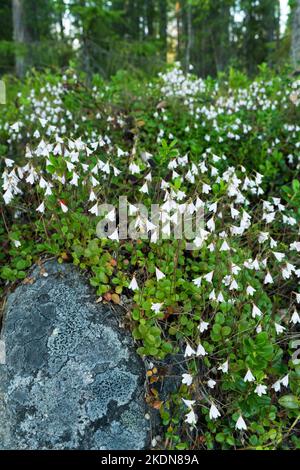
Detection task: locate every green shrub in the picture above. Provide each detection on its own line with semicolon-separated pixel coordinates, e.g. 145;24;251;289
1;66;300;449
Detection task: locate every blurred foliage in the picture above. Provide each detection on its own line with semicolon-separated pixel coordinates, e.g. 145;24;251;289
0;0;296;78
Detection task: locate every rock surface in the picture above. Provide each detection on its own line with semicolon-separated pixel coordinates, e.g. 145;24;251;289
0;261;150;450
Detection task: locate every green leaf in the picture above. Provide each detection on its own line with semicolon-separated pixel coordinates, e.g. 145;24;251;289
222;326;231;336
292;179;300;193
278;395;300;410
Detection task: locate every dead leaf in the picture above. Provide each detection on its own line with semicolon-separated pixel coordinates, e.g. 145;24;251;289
149;376;159;384
111;293;120;304
152;400;163;410
157;100;167;109
103;292;112;302
150;387;159;397
23;277;35;285
290;91;299;106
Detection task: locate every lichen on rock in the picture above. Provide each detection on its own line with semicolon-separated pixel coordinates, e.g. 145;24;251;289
0;260;150;450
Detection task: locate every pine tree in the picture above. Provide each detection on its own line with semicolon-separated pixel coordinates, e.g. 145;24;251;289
291;0;300;68
0;0;13;74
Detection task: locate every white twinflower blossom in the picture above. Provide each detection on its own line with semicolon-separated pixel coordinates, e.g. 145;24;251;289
275;323;286;335
182;398;195;409
184;344;196;358
182;373;193;386
198;321;209;333
209;403;221;420
196;343;207;357
281;374;289;388
264;272;274;284
108;228;119;242
155;268;166;281
151;303;163;313
255;384;267;397
244;369;255;383
36;201;45;213
246;285;256;296
235;415;247;431
129;276;139;291
272;380;282;392
59;201;68;213
252;304;263;319
218;360;229;374
89;202;99;215
185;409;197;425
204;271;214;283
290;309;300;325
207;379;216;389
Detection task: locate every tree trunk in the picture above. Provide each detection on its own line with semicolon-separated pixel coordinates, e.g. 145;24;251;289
175;1;181;60
185;1;192;72
146;0;154;38
12;0;28;77
128;0;140;40
291;0;300;69
217;1;230;72
179;0;188;67
159;0;167;61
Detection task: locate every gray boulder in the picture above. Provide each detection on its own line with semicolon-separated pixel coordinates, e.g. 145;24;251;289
0;260;150;450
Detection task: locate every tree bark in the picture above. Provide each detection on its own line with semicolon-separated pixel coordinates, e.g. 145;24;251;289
291;0;300;69
12;0;28;77
185;1;192;72
146;0;154;38
159;0;167;61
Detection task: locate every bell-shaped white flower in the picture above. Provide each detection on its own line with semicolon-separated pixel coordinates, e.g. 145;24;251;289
59;200;68;213
198;321;209;333
151;303;163;313
193;276;202;287
218;360;229;373
264;272;273;284
129;276;139;291
252;304;262;319
196;343;207;357
244;369;255;383
182;373;193;386
106;209;116;222
235;415;247;431
140;182;149;194
185;409;197;425
220;240;230;251
209;403;221;420
275;323;286;335
155;267;166;281
88;202;98;215
290;309;300;325
184;344;196;358
207;379;216;389
204;271;214;283
182;398;195;409
108;228;119;242
36;201;45;214
272;380;281;392
254;384;267;397
246;285;256;296
281;374;289;387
